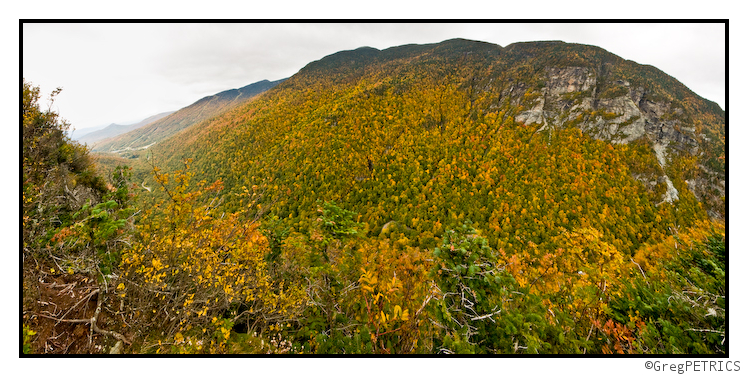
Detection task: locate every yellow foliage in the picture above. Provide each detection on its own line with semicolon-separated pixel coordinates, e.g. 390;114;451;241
120;165;306;348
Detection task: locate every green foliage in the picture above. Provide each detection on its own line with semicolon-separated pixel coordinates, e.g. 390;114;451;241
261;215;290;264
607;221;726;354
318;200;362;239
23;80;136;354
430;224;509;352
22;325;36;354
560;89;592;102
23;80;110;257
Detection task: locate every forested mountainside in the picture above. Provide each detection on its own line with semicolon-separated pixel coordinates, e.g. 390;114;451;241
93;78;285;153
153;38;724;232
24;38;725;355
75;111;174;146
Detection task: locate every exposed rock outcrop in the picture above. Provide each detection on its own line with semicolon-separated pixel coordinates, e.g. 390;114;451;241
513;65;721;215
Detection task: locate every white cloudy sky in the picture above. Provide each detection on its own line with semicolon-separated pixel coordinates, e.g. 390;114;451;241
22;22;725;134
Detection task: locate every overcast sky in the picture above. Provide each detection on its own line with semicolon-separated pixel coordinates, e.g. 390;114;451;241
22;22;725;134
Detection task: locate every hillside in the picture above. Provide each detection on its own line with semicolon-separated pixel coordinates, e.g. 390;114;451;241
152;38;724;228
75;111;174;145
93;78;285;153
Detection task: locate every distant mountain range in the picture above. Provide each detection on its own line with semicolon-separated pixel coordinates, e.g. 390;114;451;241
74;111;175;145
92;79;285;153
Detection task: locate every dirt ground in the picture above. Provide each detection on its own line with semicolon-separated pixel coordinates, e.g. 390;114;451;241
23;267;130;354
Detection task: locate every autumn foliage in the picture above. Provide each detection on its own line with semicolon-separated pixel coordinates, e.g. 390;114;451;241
118;161;306;353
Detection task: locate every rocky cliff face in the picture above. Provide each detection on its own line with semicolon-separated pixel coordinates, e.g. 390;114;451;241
512;64;723;218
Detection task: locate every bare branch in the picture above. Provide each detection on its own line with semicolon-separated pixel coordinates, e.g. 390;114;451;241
470;308;502;321
630;258;647;280
35;313;92;323
686;328;724;334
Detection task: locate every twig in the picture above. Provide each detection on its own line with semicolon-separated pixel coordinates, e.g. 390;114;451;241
373;325;404;340
58;288;100;321
686;328;724;334
37;300;59;312
414;289;435;319
37;289;132;346
631;258;647;280
36;312;92;323
470;309;502;321
91;288;131;345
585;323;595;342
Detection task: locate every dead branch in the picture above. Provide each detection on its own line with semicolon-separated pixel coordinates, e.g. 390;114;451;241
91;289;131;345
470;308;502;321
686;328;724;334
35;289;132;346
58;288;100;321
414;285;436;319
36;313;92;323
630;258;647;280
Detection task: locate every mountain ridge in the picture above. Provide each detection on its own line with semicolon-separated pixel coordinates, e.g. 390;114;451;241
75;111;174;145
143;38;723;229
93;78;286;153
